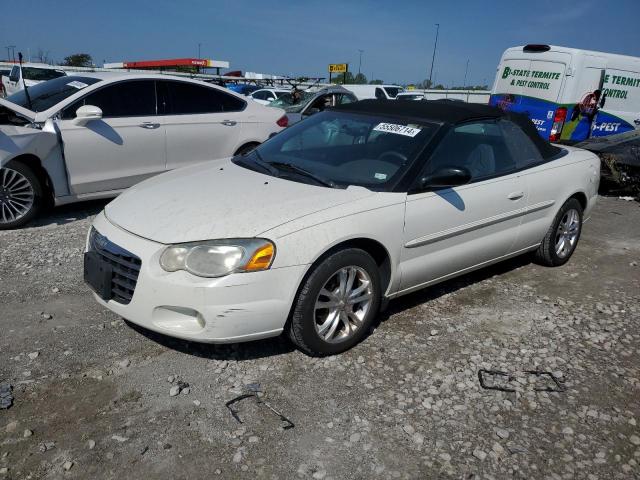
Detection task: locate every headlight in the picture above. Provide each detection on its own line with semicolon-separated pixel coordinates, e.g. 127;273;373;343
160;239;275;278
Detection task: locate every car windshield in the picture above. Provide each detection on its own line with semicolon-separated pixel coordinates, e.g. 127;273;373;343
383;87;404;98
233;110;439;191
6;76;102;112
269;91;315;112
22;67;66;81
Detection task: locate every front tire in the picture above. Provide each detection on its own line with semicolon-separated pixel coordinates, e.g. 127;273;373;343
534;198;583;267
234;142;259;156
288;248;382;356
0;161;43;230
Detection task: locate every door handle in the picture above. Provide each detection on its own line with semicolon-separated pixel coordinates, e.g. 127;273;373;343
139;122;160;129
507;191;525;200
221;120;237;126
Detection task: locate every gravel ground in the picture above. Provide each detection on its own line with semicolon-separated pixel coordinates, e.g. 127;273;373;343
0;195;639;480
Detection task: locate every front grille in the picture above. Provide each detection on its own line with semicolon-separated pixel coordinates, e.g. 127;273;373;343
89;228;142;304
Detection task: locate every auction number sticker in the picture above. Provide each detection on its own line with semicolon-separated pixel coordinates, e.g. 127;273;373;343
67;81;89;89
373;122;421;137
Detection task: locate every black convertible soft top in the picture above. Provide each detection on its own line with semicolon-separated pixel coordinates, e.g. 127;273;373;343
334;99;561;159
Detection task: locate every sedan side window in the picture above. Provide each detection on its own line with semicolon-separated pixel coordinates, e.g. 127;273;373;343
499;120;544;170
424;121;517;182
163;81;246;114
62;80;156;119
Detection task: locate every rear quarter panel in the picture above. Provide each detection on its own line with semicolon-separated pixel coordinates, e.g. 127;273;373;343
518;146;600;248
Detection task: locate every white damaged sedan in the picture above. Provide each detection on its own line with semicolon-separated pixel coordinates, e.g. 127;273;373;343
85;100;600;355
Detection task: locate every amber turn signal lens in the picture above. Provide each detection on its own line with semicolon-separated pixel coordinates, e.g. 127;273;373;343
244;243;275;271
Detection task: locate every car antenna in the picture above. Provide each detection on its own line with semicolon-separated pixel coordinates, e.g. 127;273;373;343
18;52;33;110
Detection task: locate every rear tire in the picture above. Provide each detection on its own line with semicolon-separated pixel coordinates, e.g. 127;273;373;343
288;248;381;356
234;142;259;156
0;161;44;230
534;198;583;267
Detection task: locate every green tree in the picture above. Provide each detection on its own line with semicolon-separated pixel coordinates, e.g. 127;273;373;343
369;79;384;85
354;73;367;84
331;71;355;84
62;53;93;67
420;79;433;89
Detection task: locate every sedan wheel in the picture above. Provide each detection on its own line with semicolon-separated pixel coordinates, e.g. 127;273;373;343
554;208;580;259
288;248;381;356
534;197;583;267
0;167;35;225
314;266;373;343
0;162;43;230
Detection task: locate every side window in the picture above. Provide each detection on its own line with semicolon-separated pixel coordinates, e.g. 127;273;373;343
63;80;156;119
425;121;517;182
338;93;356;105
164;81;245;114
9;66;19;82
499;120;543;170
252;91;267;100
375;88;385;100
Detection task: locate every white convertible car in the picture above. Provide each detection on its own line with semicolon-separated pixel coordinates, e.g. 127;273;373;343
85;100;600;356
0;73;287;228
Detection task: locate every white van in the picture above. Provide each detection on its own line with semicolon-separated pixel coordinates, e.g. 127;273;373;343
2;64;66;96
490;44;640;142
343;84;404;100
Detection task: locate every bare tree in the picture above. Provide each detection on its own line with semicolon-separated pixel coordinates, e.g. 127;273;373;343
35;48;52;64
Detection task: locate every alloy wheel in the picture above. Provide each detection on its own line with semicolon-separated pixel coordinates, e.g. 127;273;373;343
0;167;35;225
554;208;580;258
314;266;373;343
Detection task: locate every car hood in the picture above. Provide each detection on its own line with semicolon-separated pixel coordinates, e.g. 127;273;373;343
105;158;376;244
0;98;37;122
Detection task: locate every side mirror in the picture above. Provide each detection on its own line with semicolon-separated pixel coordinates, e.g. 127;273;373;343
420;167;472;189
304;107;320;116
74;105;102;125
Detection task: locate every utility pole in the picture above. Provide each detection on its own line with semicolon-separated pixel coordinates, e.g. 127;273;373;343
6;45;16;63
463;59;469;88
358;49;364;76
428;23;439;88
198;43;201;59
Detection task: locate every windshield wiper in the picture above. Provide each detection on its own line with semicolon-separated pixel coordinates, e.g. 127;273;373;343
267;161;336;188
248;150;279;176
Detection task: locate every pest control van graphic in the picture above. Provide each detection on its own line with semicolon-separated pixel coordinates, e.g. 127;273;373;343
490;45;640;143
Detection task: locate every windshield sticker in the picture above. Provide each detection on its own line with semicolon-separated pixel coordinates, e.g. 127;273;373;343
67;81;89;89
374;173;388;180
373;122;421;137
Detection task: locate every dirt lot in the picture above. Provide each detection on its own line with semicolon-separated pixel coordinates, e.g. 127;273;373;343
0;195;639;480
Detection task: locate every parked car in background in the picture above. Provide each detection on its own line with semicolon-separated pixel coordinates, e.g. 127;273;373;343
268;85;357;125
396;92;424;101
490;44;640;142
85;100;599;355
0;73;287;229
225;83;261;96
1;63;66;97
249;88;290;105
343;84;404;100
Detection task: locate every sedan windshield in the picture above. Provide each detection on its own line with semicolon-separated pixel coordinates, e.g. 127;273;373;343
6;76;102;112
234;110;439;190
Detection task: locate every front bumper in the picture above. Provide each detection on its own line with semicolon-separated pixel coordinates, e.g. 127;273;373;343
88;212;307;343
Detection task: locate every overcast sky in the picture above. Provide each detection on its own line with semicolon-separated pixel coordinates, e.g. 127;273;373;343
3;0;639;86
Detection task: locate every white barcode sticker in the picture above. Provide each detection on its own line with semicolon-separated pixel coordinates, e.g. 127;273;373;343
373;122;421;137
67;81;89;89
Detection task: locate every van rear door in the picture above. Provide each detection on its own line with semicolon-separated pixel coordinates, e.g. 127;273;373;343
491;55;568;139
592;68;640;137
